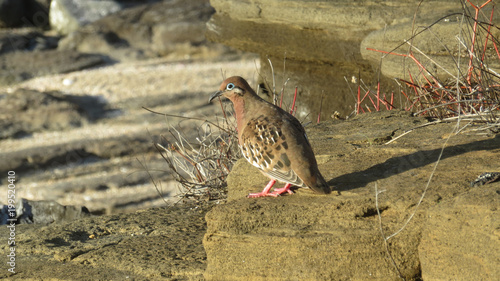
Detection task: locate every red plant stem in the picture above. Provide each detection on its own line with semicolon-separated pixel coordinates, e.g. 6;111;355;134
367;6;500;117
408;53;441;87
376;81;380;111
492;37;500;60
223;162;230;174
357;84;361;114
365;47;407;57
467;9;479;84
371;90;391;111
366;49;441;86
408;72;419;98
368;95;377;110
465;0;492;84
361;89;371;105
480;5;495;63
407;72;423;112
400;89;410;101
383;93;389;110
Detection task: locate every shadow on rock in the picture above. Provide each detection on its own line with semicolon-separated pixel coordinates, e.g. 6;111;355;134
331;134;500;190
1;88;118;140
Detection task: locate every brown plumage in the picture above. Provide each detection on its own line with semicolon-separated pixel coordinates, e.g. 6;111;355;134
209;76;331;197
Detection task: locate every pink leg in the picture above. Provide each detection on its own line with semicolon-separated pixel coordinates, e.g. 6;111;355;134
248;179;278;198
247;181;294;198
269;183;294;196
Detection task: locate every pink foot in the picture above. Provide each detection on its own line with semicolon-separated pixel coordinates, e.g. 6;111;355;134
269;183;293;196
247;181;294;198
248;179;277;198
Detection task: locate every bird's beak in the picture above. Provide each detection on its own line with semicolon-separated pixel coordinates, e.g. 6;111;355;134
209;90;223;103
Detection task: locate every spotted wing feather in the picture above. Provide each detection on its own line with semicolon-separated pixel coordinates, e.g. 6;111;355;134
239;114;308;188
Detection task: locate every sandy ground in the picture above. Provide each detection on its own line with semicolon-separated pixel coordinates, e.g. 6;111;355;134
1;55;259;213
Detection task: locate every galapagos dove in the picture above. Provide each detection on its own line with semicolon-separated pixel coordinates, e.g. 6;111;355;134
209;76;331;197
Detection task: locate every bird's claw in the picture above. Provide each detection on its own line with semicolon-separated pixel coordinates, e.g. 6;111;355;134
269;185;294;196
247;186;293;198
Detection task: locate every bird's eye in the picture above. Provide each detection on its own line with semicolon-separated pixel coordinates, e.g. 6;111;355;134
226;83;235;90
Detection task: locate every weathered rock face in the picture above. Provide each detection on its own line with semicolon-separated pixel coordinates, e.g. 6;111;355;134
0;88;111;139
0;49;105;86
0;109;497;279
419;186;500;280
58;0;223;61
0;57;258;215
24;0;52;29
0;0;52;28
206;0;472;118
49;0;123;34
0;0;24;27
203;111;500;280
360;14;500;82
205;167;422;280
0;198;90;225
0;204;210;280
0;28;58;54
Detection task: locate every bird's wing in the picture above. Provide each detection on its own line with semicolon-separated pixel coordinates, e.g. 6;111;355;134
264;159;307;188
240;113;308;188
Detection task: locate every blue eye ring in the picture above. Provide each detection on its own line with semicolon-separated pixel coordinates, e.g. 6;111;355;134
226;83;235;90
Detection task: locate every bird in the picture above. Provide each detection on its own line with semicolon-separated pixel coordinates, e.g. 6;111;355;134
209;76;331;198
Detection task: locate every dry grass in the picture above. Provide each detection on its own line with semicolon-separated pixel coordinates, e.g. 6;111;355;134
369;1;499;278
144;105;240;203
358;0;499;135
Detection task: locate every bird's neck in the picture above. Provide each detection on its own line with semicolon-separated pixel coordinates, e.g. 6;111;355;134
231;94;264;137
231;96;247;134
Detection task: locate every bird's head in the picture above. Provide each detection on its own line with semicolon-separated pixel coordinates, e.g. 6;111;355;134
209;76;254;103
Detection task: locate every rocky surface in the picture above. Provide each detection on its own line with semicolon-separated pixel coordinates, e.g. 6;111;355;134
1;112;497;279
204;111;499;280
0;56;258;215
0;198;90;225
360;14;500;81
0;0;51;28
0;0;25;27
0;0;255;214
0;88;110;139
0;0;233;86
0;0;498;279
0;49;106;86
58;0;226;61
0;203;210;280
206;0;499;119
419;186;499;280
0;28;58;54
49;0;123;34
